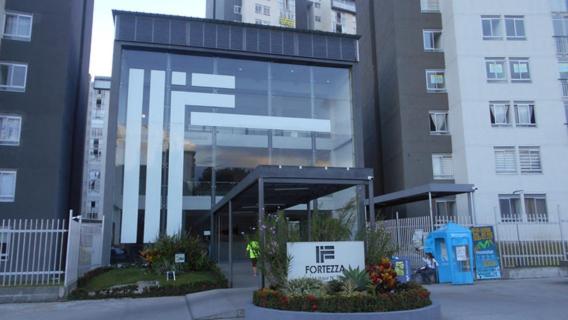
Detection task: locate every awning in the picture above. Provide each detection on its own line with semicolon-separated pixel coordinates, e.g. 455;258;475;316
372;183;476;208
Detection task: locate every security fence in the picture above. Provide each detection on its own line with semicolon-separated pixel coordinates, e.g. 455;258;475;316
0;219;67;287
381;214;568;270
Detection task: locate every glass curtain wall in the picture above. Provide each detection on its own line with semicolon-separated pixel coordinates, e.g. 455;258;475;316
115;49;355;243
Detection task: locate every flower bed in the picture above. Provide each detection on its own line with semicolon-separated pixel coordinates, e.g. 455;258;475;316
253;282;431;313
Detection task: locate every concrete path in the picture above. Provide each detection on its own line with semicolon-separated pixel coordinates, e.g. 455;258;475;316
428;278;568;320
1;278;567;319
0;296;193;320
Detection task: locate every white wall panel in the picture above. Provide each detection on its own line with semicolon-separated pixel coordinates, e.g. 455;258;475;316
167;91;186;235
143;70;165;243
190;112;332;133
192;73;235;89
186;92;235;108
121;69;144;243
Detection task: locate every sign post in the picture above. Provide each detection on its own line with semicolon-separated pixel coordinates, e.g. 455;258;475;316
471;226;502;280
287;241;365;282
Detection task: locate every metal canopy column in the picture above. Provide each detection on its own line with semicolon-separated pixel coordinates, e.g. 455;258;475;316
228;200;233;287
428;192;434;230
307;201;312;241
368;178;376;229
258;178;265;288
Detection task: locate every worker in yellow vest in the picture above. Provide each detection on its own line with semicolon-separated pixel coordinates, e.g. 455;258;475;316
246;240;260;276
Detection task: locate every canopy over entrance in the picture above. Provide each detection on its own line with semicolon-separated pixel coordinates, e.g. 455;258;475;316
372;183;476;208
210;165;375;287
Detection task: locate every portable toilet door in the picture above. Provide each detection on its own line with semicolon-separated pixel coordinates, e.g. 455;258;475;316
448;235;475;285
434;236;452;283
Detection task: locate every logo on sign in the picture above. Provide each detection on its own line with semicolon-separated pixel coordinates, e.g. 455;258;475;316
316;245;335;263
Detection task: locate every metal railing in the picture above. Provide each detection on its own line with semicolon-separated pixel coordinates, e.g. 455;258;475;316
0;219;67;287
381;214;567;269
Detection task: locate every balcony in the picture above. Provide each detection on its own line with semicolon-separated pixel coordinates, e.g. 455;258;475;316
554;36;568;55
332;0;356;14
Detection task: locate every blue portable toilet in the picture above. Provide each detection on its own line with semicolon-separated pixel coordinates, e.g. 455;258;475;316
424;222;474;285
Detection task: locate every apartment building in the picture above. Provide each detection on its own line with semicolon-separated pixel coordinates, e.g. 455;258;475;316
442;0;568;232
81;77;111;220
357;0;568;236
206;0;357;34
0;0;93;220
357;0;452;217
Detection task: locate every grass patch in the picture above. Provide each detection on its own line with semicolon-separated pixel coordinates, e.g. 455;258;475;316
69;267;228;300
82;268;219;291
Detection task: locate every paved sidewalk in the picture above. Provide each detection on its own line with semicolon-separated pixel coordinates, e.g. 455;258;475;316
0;296;192;320
1;278;567;319
428;278;568;320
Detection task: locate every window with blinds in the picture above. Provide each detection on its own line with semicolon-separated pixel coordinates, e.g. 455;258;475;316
432;154;453;179
494;147;517;174
519;147;542;174
421;0;440;12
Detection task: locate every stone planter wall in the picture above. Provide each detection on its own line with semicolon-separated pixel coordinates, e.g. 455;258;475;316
245;303;442;320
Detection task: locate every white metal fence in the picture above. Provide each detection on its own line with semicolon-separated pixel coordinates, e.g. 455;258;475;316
381;215;568;269
0;219;67;287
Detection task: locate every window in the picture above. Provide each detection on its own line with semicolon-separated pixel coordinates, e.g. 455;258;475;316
564;102;568;125
263;6;270;16
524;194;548;222
234;5;241;14
553;15;568;36
519;147;542;174
509;58;531;81
485;58;507;81
91;127;103;138
0;228;9;262
432;154;453;179
494;147;517;174
423;30;443;52
490;102;512;126
436;199;456;217
3;12;33;41
550;0;568;12
514;102;536;126
0;170;16;202
0;115;21;145
499;194;522;222
482;16;503;39
425;70;446;92
0;63;27;92
315;3;321;8
505;16;526;40
429;111;449;134
255;4;262;14
315;16;321;22
420;0;440;12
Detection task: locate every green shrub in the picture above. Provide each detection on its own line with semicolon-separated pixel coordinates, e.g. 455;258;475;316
257;212;299;289
309;199;356;242
140;232;211;274
253;284;432;313
358;225;396;266
284;278;325;297
339;267;371;294
325;279;344;295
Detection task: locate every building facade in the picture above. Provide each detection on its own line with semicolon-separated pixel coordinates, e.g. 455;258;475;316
106;11;364;246
442;0;568;232
0;0;93;220
206;0;357;34
81;77;111;220
357;0;452;217
358;0;568;236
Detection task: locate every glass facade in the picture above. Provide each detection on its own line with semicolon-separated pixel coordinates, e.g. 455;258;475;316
115;49;355;243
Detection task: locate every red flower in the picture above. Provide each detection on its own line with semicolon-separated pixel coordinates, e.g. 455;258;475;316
312;304;318;311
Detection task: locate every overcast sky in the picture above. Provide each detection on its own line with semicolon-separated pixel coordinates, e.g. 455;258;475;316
89;0;206;77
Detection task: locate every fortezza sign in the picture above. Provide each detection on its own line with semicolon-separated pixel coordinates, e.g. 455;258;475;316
287;241;365;282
